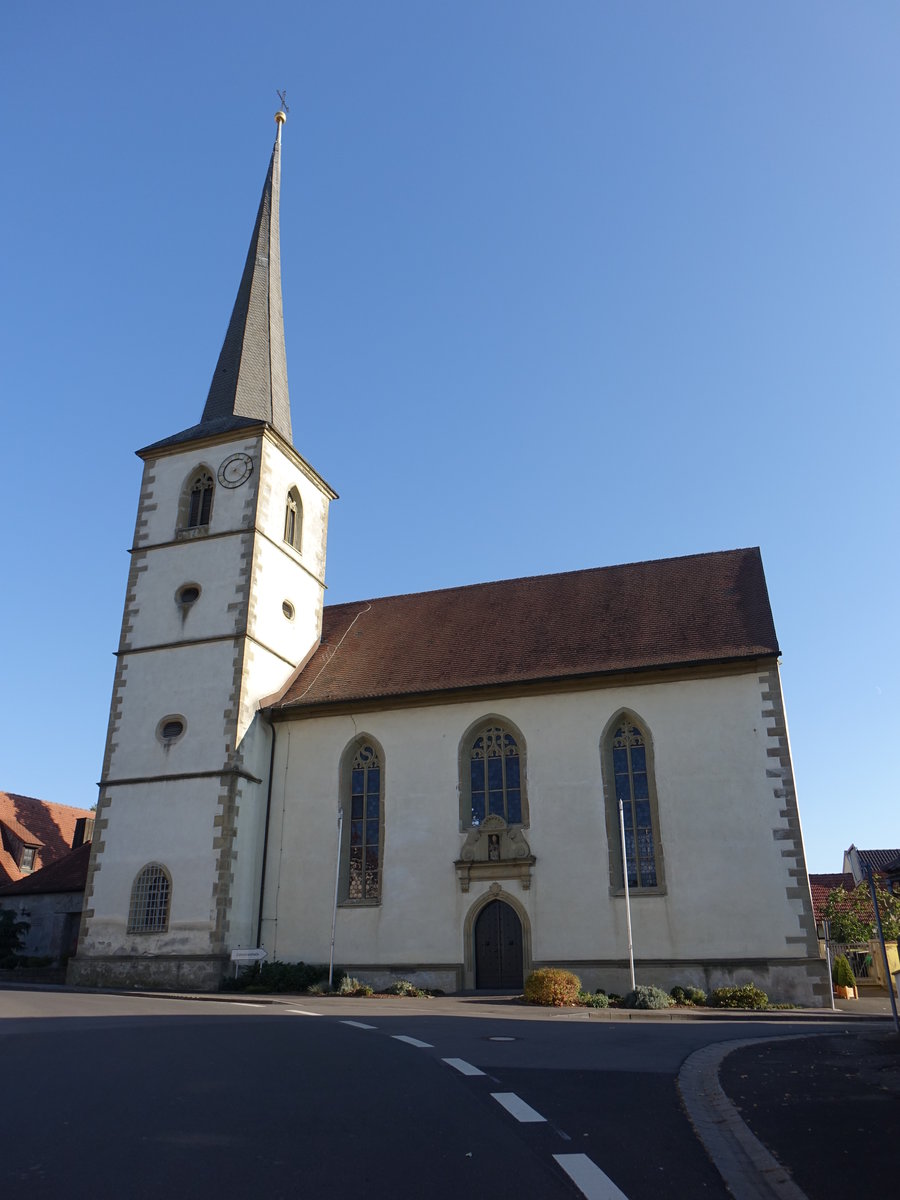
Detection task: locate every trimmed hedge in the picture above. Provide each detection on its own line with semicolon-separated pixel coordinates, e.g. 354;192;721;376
622;985;674;1010
831;954;856;988
524;967;582;1006
707;984;769;1010
670;985;707;1006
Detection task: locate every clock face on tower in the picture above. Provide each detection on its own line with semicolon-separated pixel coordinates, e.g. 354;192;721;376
217;453;253;489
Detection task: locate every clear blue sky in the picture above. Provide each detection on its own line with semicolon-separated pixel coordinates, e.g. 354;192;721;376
1;2;897;873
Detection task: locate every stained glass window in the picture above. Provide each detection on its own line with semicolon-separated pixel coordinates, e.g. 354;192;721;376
348;742;381;901
187;472;213;527
611;721;657;887
470;726;522;826
127;863;171;933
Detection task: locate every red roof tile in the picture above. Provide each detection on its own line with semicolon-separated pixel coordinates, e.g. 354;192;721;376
273;547;778;712
809;873;857;924
0;841;91;896
0;792;95;887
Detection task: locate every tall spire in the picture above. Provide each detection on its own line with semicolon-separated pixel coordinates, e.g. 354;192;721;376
201;109;292;443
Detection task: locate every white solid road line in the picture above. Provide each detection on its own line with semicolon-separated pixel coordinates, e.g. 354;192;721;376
442;1057;486;1076
490;1092;547;1123
553;1154;630;1200
341;1020;378;1030
392;1034;434;1048
285;1009;322;1016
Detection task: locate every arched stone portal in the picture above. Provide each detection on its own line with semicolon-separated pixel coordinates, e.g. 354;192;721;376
474;898;524;989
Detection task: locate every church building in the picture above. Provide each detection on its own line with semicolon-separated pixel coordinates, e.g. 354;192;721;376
69;112;827;1004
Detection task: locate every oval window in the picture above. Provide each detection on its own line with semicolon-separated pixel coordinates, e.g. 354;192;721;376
177;584;201;605
157;716;186;745
282;600;295;621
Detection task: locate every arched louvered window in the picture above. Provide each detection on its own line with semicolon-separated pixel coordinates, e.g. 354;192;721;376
603;713;664;891
340;738;384;903
186;471;214;528
127;863;172;933
284;487;302;550
462;719;527;828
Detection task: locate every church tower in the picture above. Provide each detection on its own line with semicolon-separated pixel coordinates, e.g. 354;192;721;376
70;110;336;990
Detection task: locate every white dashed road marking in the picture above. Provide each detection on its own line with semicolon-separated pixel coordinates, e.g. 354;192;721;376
442;1057;485;1076
341;1020;377;1030
491;1092;546;1123
553;1154;630;1200
392;1035;434;1048
285;1009;321;1016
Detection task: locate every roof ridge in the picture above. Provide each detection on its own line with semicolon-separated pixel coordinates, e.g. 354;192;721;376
321;546;763;612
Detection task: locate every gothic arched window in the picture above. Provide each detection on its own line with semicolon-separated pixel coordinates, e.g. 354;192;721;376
127;863;171;934
461;720;527;829
340;738;383;903
284;487;302;550
603;713;664;891
186;470;214;528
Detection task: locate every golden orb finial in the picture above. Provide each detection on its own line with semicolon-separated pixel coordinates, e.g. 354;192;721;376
275;109;287;125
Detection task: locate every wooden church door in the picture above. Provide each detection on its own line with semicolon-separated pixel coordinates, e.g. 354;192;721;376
475;899;523;989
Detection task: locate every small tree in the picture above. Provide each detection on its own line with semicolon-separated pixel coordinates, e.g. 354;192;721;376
0;909;30;963
831;954;855;988
824;881;900;944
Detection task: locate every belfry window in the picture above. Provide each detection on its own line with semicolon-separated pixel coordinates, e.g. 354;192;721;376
603;714;664;891
127;863;171;934
284;487;302;550
187;472;214;528
462;720;527;828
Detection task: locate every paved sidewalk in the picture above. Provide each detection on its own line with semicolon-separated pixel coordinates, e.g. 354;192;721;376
717;1028;899;1198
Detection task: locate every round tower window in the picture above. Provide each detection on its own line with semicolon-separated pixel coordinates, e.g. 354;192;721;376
282;600;295;621
157;716;186;745
177;584;201;606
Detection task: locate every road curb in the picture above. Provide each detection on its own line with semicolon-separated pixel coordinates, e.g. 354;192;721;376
677;1034;830;1200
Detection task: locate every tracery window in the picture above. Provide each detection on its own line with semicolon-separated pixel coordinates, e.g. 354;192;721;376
127;863;171;934
605;716;661;890
467;723;524;827
343;740;382;902
187;471;214;528
284;487;302;550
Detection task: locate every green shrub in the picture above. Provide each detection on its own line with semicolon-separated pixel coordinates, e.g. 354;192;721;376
623;985;675;1010
831;954;856;988
671;985;707;1006
577;989;610;1009
707;984;769;1009
384;979;427;997
524;967;582;1006
337;975;373;997
219;960;335;994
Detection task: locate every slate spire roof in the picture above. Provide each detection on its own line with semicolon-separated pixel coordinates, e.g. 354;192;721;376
201;113;292;442
140;112;293;456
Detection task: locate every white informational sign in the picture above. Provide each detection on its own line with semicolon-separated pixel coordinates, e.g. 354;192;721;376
230;947;268;964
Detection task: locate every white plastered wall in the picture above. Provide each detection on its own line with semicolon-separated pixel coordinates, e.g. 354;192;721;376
262;670;810;973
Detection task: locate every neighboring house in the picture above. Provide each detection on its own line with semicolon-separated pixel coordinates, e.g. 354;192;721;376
0;842;92;963
68;112;826;1004
843;845;900;889
808;872;859;936
0;791;95;887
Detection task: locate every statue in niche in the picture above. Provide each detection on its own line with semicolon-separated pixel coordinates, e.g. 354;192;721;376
488;833;500;861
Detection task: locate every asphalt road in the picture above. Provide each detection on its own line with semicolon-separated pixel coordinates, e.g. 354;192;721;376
0;991;840;1200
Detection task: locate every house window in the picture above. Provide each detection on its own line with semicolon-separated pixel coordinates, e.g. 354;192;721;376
187;471;214;527
340;739;383;902
127;863;171;933
461;719;527;828
20;846;37;873
603;713;663;891
284;487;302;550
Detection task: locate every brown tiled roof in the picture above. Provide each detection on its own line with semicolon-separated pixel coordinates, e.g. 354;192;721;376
0;841;91;897
0;792;95;887
809;873;858;924
272;547;779;712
